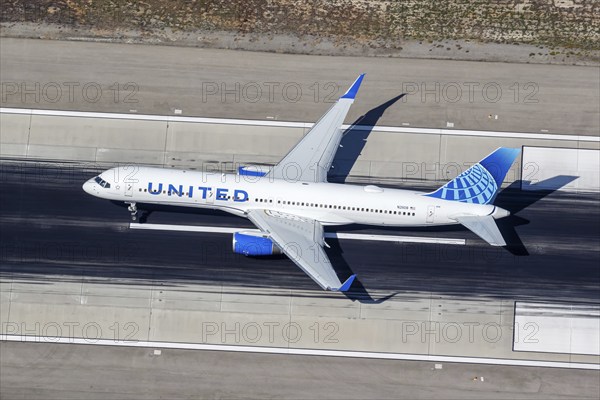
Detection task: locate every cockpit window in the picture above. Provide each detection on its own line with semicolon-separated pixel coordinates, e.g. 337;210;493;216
94;176;111;188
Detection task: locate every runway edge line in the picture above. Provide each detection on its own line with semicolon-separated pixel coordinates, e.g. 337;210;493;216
2;107;598;142
2;335;598;370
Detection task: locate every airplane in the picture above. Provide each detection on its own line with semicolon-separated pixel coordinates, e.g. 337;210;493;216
83;74;520;292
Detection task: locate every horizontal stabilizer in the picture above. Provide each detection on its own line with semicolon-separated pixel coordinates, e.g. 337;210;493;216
454;214;506;246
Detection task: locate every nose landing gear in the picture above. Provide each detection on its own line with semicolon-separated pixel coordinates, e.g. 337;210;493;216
127;202;138;221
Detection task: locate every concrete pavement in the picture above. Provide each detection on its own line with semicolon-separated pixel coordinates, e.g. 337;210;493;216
1;38;598;135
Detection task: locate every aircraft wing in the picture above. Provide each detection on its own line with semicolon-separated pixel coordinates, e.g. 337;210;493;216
247;209;356;291
266;74;365;183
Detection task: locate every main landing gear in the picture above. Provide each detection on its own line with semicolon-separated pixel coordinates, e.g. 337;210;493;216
127;202;138;221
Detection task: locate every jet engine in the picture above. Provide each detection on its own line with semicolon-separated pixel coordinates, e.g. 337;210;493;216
232;231;282;256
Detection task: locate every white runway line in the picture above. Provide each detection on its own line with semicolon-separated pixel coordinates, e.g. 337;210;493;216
2;107;598;142
130;223;245;234
2;335;597;370
328;232;465;245
129;223;466;245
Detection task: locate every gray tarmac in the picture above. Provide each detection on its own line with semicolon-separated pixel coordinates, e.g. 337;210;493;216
1;38;598;135
1;341;599;400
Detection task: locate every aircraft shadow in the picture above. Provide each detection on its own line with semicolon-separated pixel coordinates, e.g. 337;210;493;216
494;175;579;215
325;238;400;303
329;93;406;183
494;175;579;255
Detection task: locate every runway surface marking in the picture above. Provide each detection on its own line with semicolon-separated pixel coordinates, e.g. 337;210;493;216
2;335;597;370
3;107;598;142
129;223;466;245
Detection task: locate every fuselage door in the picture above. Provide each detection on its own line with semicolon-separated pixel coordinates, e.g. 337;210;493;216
125;182;134;197
426;205;435;223
206;189;214;204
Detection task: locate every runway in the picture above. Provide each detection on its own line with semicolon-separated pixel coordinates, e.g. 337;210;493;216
1;159;598;303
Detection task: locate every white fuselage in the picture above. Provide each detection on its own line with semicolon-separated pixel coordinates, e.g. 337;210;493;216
83;166;502;227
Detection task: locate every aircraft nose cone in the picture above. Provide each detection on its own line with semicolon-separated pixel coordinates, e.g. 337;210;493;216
82;180;94;195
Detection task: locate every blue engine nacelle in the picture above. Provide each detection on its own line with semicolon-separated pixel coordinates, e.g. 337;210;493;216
232;231;282;256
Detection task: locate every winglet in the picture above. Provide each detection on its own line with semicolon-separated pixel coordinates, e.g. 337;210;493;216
335;274;356;292
340;74;365;100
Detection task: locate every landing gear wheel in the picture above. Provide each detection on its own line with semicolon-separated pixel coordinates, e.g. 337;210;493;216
127;202;138;222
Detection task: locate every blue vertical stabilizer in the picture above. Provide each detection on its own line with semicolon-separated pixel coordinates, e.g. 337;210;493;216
425;147;520;204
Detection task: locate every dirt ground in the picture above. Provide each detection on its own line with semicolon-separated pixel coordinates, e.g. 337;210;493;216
1;1;598;65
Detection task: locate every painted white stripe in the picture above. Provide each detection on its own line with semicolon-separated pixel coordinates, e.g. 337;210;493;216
1;335;597;370
129;223;466;245
130;223;247;234
327;232;465;245
514;302;600;356
0;107;312;129
2;107;597;142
